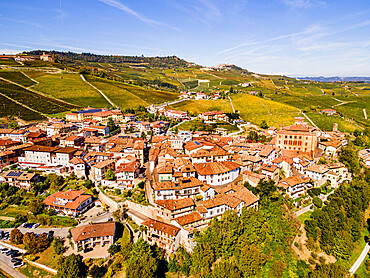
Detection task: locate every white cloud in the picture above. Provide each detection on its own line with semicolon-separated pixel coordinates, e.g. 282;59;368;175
283;0;326;8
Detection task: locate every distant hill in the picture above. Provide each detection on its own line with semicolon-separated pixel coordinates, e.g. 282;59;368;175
295;76;370;83
23;50;192;69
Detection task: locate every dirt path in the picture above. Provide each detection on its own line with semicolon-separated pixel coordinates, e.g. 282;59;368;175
80;74;116;107
363;108;367;120
292;224;336;264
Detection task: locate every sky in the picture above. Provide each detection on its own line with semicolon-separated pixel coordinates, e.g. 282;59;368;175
1;0;370;76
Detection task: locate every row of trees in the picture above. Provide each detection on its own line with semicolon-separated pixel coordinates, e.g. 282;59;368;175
10;228;51;254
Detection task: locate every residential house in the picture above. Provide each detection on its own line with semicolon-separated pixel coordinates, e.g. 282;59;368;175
2;170;40;190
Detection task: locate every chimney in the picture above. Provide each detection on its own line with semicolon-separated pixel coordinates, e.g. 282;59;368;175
333;123;338;132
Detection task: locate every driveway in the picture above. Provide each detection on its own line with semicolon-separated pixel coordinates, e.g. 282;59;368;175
63;242;110;259
0;250;26;278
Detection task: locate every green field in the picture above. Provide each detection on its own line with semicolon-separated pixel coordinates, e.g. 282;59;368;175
0;71;36;87
33;73;110;108
305;112;359;132
0;58;20;66
18;262;55;278
0;79;77;114
172;99;233;115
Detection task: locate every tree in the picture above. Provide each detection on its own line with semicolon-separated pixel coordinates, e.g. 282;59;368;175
105;169;115;181
106;118;117;133
57;254;87;278
307;263;348;278
89;265;105;278
236;243;266;277
10;228;23;245
108;244;120;255
211;259;241;278
126;238;158;278
23;232;38;254
53;237;65;255
84;179;93;189
29;198;44;215
260;120;268;129
312;196;323;208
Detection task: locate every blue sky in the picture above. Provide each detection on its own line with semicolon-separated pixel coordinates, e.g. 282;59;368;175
1;0;370;76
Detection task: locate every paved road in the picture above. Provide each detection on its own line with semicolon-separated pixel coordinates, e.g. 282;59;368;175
294;205;312;217
0;250;26;278
78;211;112;226
1;227;69;238
349;242;370;275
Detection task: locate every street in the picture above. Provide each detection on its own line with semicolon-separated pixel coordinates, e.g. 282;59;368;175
349;243;370;275
0;248;26;278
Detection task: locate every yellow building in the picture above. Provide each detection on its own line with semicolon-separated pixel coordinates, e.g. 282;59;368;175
275;117;319;156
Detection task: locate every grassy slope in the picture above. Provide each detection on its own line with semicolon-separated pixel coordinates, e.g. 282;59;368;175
33;73;110;108
0;94;46;121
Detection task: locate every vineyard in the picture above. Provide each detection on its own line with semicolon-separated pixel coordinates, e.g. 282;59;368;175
0;94;46;121
0;71;36;87
0;80;78;115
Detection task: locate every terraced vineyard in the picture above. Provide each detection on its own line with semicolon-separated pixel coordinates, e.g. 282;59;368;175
0;71;36;87
0;94;46;121
0;79;78;114
171;99;233;115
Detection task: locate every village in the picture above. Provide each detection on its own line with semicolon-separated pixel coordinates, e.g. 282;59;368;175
0;99;357;265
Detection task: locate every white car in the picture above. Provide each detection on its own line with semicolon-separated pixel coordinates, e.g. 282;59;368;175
13;261;24;268
0;248;10;253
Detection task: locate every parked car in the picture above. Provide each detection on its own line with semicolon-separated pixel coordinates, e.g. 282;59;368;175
33;223;40;228
6;250;16;256
13;261;24;268
11;258;21;263
48;231;54;238
0;231;4;239
0;248;10;253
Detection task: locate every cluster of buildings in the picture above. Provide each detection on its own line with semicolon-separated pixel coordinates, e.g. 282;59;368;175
0;101;353;256
358;149;370;167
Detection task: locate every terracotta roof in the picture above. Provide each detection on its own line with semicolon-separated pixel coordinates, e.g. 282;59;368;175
55;147;77;154
93;159;115;169
261;164;278;173
278;175;306;189
23;145;60;153
194;161;240;176
153;177;204;191
174;211;203;226
70;157;85;165
243;170;265;180
43;189;92;210
142;218;180;237
306;164;328;174
71;222;116;242
155;198;194;211
157;164;173;174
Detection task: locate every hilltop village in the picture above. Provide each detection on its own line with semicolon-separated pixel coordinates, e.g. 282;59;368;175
0;102;353;255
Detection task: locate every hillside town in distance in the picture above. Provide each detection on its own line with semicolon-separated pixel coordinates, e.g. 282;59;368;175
0;96;358;262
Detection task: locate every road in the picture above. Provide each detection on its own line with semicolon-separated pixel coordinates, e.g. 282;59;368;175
228;96;235;113
349;242;370;275
78;211;112;226
294;205;312;217
1;227;69;238
0;249;27;278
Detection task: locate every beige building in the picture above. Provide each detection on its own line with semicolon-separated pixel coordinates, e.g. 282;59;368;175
275;117;319;156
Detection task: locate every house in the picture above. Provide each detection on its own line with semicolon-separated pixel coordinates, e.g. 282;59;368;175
19;145;60;167
260;164;279;183
194;161;240;187
320;109;336;116
153;177;204;201
40;52;53;62
60;135;84;148
70;222;116;250
243;171;265;187
2;170;40;190
277;176;309;199
115;161;140;188
154;198;195;220
91;159;116;182
0;151;18;169
165;110;188;120
142;218;181;253
43;189;93;216
123;114;136;122
52;147;78;167
69;157;87;178
199;184;215;200
138;122;151;133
